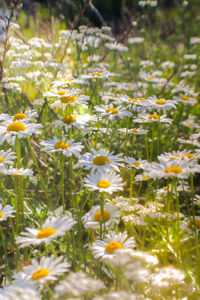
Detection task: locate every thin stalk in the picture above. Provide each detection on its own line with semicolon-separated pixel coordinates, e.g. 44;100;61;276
60;152;65;213
27;136;55;213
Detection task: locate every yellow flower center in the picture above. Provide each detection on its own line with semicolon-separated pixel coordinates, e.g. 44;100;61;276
57;91;65;95
0;156;3;163
54;141;69;150
62;115;76;124
64;79;72;82
93;155;109;166
36;228;56;239
128;86;133;89
148;114;160;120
164;166;183;174
106;108;119;114
61;96;76;104
146;76;153;80
164;184;172;191
138;98;146;101
182;153;194;159
0;91;2;95
105;241;123;254
181;96;189;101
155;100;167;105
97;180;111;189
130;129;138;133
31;268;50;280
142;175;150;180
94;210;111;222
92;72;103;77
128;98;139;104
109;201;117;205
188;219;200;229
7;122;26;132
133;162;141;167
14;113;27;121
187;123;193;127
0;212;4;218
170;155;180;160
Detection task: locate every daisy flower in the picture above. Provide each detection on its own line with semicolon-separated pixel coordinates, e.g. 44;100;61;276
1;109;38;123
0;204;15;221
118;94;150;112
40;137;84;157
16;215;76;248
91;231;135;261
0;149;16;169
140;72;164;84
105;42;129;52
51;113;95;132
4;167;34;177
148;96;177;112
84;170;123;194
158;150;200;163
55;271;105;297
181;119;200;129
94;105;132;121
80;70;115;80
146;159;197;179
124;157;149;170
82;204;120;229
78;149;123;172
0;280;41;300
44;88;89;108
119;128;148;135
134;113;172;124
14;255;70;285
0;121;42;145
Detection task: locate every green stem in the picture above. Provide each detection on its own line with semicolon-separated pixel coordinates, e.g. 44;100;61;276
27;136;55;214
60;152;65;213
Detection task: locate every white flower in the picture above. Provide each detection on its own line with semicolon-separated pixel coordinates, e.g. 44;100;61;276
94;105;132;121
82;204;120;229
3;167;34;177
40;137;84;157
51;114;95;132
158;150;199;163
151;266;185;288
0;121;42;145
0;280;41;300
140;72;163;83
124;157;148;170
0;149;16;168
134;113;172;124
78;149;123;172
173;95;197;105
105;42;128;52
55;271;105;296
119;128;148;135
14;255;70;285
181;119;200;129
80;71;114;80
16;215;76;248
1;110;38;123
91;231;135;261
0;204;15;221
84;170;123;194
128;37;144;44
148;96;177;112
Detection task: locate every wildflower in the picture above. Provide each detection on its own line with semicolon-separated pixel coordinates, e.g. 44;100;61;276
105;42;128;52
51;114;94;132
80;70;114;80
84;170;123;194
91;231;135;261
55;271;105;296
181;119;200;129
15;255;70;284
0;149;16;169
40;137;84;157
94;105;132;121
4;167;34;177
148;96;177;112
78;149;123;172
0;280;41;300
0;204;15;221
151;266;185;288
134;113;172;124
82;204;120;229
173;95;197;105
119;128;148;135
16;215;76;247
3;110;38;123
124;157;148;170
0;121;42;145
128;37;144;44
